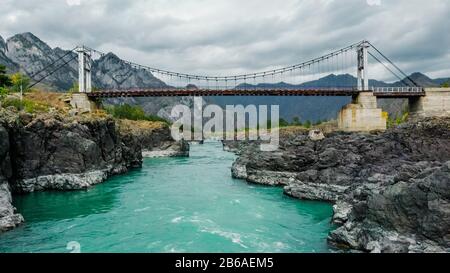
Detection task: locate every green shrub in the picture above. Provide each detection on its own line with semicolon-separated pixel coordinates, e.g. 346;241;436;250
1;98;22;110
291;117;302;126
279;118;290;127
0;65;12;88
0;87;9;99
10;73;30;93
1;98;49;113
105;104;169;124
303;120;312;129
387;111;409;128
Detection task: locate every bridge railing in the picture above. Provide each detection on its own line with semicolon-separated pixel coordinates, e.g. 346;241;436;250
370;86;424;93
94;86;361;92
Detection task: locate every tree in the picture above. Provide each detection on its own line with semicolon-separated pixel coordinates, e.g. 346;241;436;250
279;118;290;127
292;116;302;126
442;81;450;88
105;104;169;123
0;65;12;88
0;87;8;99
10;73;30;93
304;120;312;129
0;65;12;100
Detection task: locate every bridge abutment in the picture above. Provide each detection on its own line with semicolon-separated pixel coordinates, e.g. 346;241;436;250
338;92;387;132
409;88;450;118
70;93;98;113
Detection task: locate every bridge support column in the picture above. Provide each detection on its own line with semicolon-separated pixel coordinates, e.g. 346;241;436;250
76;46;92;93
409;88;450;117
357;41;370;91
338;92;387;132
70;93;98;113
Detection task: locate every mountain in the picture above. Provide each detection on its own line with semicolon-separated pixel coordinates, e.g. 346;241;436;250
1;32;167;91
92;52;166;89
0;32;448;122
4;33;79;90
0;35;19;72
391;72;439;87
434;78;450;86
234;72;444;90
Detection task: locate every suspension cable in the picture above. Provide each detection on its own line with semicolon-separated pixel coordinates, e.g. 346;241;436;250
367;42;419;87
29;47;77;79
29;55;78;89
368;51;410;87
85;41;365;82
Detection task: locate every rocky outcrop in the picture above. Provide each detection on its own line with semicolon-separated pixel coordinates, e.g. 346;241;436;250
1;111;142;193
0;122;24;232
0;35;5;53
117;120;189;158
228;118;450;252
329;161;450;253
0;35;18;73
0;107;188;233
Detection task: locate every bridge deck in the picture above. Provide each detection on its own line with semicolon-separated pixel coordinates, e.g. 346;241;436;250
372;92;426;98
85;89;426;98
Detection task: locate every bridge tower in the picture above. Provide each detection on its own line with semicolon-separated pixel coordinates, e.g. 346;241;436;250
70;46;97;113
76;46;92;93
357;41;370;91
338;41;387;131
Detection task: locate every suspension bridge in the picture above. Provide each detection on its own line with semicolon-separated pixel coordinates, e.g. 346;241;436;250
76;40;425;98
27;40;449;132
28;40;424;97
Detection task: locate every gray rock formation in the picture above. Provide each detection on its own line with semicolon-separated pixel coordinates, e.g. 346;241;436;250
0;107;189;233
4;33;78;89
0;35;18;73
0;35;6;53
227;117;450;252
329;161;450;253
92;53;166;89
118;121;190;158
0;122;24;232
1;111;142;193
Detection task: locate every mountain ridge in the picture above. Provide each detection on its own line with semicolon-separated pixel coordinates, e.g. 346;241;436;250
1;32;166;90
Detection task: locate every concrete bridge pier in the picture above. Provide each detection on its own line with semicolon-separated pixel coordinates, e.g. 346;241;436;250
409;88;450;118
338;92;387;132
70;93;98;113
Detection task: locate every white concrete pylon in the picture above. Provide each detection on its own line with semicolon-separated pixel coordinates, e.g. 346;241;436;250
76;46;92;93
357;41;370;91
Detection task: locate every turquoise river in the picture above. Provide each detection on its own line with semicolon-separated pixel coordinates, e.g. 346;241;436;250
0;142;334;253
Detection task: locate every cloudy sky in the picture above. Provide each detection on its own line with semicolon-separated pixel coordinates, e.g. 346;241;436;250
1;0;449;81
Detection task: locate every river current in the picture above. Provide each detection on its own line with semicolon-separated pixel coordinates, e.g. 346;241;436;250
0;142;334;253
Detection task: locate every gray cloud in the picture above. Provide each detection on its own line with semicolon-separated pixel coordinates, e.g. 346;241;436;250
1;0;449;81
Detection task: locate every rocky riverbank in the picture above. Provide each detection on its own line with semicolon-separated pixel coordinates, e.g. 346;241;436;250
0;108;188;232
227;117;450;253
117;119;189;158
